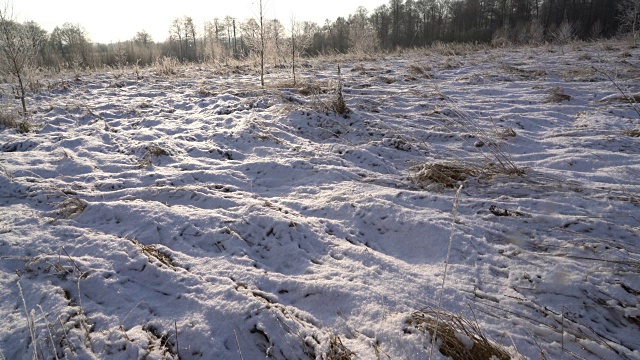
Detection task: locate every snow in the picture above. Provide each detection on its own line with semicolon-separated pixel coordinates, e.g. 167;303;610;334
1;41;639;359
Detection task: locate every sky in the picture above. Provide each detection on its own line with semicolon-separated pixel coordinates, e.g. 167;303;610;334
12;0;389;44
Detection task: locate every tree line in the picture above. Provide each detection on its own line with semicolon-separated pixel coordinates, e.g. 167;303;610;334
1;0;638;73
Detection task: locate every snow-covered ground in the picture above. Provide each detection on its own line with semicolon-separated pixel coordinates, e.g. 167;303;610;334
1;40;639;359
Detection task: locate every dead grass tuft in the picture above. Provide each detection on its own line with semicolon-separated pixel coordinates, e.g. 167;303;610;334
330;66;349;116
410;308;510;360
138;144;170;168
326;335;354;360
544;87;572;103
430;41;484;56
410;162;480;188
57;197;86;219
197;86;215;97
499;65;546;79
130;238;176;269
408;64;431;77
148;144;170;157
272;79;325;97
623;128;640;137
155;56;179;76
497;127;517;139
599;93;640;103
562;67;599;82
0;104;29;133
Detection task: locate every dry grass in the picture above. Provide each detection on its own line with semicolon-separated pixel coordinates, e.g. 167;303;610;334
544;87;572;103
429;41;486;56
0;104;30;133
270;79;326;97
326;335;353;360
138;144;170;168
148;144;170;157
562;67;599;82
499;65;546;79
57;197;86;219
408;64;432;77
497;127;517;139
410;308;510;360
410;162;480;188
155;56;179;76
0;106;19;128
130;238;176;269
298;81;325;96
623;128;640;137
599;93;640;103
333;66;348;115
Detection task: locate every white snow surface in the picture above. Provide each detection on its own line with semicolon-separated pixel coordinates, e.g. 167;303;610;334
1;41;639;359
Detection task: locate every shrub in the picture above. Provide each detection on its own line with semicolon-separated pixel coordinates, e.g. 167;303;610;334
0;102;29;133
156;56;178;76
554;19;574;54
0;6;38;115
410;308;511;360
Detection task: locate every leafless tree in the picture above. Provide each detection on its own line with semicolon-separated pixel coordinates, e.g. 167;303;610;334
259;0;265;86
268;19;286;66
619;0;640;44
554;17;574;54
527;20;545;45
184;17;197;61
204;19;223;62
50;23;92;68
241;18;260;52
289;17;313;85
170;18;184;60
349;6;379;54
0;4;38;115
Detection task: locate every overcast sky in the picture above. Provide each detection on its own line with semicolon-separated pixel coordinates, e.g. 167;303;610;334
12;0;389;44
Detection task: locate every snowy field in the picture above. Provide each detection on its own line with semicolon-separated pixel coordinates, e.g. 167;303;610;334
1;40;639;359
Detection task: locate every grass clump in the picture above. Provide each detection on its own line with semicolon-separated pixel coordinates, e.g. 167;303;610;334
138;144;170;168
410;162;480;188
410;308;510;360
155;56;178;76
57;197;86;219
129;238;176;269
544;87;572;103
408;63;431;77
147;144;170;157
331;65;349;116
326;335;353;360
0;104;29;133
623;128;640;137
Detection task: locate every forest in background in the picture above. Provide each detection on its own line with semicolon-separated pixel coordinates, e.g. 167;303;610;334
1;0;639;71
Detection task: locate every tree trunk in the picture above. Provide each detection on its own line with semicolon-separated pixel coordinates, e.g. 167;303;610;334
233;19;237;59
260;0;265;87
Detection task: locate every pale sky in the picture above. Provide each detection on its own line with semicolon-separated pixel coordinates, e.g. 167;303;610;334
12;0;389;44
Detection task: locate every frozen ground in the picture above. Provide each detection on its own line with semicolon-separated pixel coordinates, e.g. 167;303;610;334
1;40;639;359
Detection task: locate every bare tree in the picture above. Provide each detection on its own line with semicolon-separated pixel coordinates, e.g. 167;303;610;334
183;17;197;62
170;18;184;60
50;23;92;68
290;17;313;85
259;0;265;86
524;20;545;45
0;4;38;115
619;0;640;44
204;19;223;62
349;6;379;54
267;19;286;66
554;17;574;54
